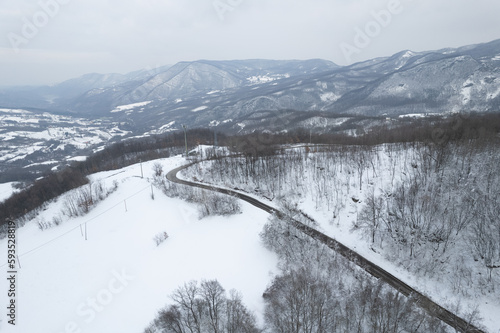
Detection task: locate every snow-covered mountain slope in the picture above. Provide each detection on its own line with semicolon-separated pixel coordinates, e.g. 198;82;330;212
0;182;16;202
1;40;499;145
0;156;278;332
49;39;500;133
63;59;337;115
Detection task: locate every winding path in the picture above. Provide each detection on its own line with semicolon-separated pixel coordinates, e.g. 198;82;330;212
167;160;485;333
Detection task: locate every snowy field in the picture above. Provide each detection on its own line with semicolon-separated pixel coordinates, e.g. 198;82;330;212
0;156;278;332
0;108;129;175
0;182;15;202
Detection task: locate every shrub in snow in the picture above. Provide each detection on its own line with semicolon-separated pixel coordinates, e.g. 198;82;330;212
197;191;241;219
153;176;241;219
152;162;163;177
35;213;65;231
36;217;53;231
153;231;169;246
153;176;180;198
62;181;117;218
112;180;119;191
52;214;63;226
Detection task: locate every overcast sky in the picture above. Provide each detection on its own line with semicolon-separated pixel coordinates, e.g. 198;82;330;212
1;0;499;86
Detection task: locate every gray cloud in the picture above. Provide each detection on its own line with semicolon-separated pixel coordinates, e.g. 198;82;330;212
1;0;499;86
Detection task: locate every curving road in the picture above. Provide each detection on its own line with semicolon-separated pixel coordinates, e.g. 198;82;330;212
167;161;486;333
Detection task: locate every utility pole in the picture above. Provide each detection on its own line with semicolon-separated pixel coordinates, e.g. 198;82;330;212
183;125;188;158
214;130;218;158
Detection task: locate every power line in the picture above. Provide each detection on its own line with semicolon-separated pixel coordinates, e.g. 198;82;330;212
0;184;152;268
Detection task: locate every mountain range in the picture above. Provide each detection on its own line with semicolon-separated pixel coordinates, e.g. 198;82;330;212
1;39;500;134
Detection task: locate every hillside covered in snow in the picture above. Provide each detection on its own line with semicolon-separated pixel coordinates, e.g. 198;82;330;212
0;155;277;332
1;116;499;332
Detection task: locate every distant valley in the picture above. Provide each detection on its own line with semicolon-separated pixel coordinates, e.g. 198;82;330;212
1;39;500;181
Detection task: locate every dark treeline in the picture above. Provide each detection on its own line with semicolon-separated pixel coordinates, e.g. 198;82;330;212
76;128;224;174
0;168;89;228
1;113;499;230
227;112;500;157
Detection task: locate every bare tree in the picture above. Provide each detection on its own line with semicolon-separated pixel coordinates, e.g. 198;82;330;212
200;280;226;333
470;197;500;282
225;290;259;333
153;162;164;177
170;281;204;333
146;280;259;333
355;188;384;245
263;268;338;333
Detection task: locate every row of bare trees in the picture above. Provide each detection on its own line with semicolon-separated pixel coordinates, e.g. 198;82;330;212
144;280;259;333
152;164;241;219
62;181;118;217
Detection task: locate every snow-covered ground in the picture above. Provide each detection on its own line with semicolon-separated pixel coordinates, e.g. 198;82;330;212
0;108;130;178
143;121;177;135
246;74;290;85
191;105;208;112
111;101;152;113
0;156;278;332
0;182;16;202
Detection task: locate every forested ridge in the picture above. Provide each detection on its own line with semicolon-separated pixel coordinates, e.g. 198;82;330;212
2;112;499;236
